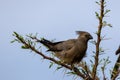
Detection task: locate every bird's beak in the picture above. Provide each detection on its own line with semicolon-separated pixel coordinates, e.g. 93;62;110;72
89;35;93;39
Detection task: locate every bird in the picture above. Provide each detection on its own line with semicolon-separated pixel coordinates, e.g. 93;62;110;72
111;46;120;78
116;45;120;55
39;31;93;65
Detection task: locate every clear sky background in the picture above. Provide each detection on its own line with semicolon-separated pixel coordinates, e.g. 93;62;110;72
0;0;120;80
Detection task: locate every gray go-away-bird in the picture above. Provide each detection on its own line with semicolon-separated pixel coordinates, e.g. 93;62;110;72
116;46;120;55
111;46;120;78
39;31;93;65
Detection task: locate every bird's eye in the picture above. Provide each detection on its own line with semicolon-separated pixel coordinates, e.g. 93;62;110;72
85;34;90;38
85;34;88;37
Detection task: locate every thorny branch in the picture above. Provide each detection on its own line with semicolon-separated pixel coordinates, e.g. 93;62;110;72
92;0;105;79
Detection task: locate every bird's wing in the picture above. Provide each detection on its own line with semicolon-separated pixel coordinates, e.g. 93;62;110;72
52;39;76;52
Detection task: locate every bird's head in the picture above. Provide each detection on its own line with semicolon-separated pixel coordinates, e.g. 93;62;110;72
76;31;93;41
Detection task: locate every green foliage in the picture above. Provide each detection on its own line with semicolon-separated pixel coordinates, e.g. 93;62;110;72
95;12;100;19
21;45;30;49
66;71;76;75
56;66;63;71
49;62;54;69
11;39;19;43
103;21;112;27
104;9;111;15
95;1;100;5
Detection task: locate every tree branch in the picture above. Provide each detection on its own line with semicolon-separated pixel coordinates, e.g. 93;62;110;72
92;0;105;79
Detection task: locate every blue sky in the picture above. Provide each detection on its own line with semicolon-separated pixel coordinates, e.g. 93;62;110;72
0;0;120;80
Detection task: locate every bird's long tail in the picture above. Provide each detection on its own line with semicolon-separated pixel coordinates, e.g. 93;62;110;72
39;38;53;48
39;38;63;51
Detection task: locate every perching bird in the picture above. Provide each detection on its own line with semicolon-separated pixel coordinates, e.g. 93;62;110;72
111;46;120;79
116;46;120;55
39;31;93;65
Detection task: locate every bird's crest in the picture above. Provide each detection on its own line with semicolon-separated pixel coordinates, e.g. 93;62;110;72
76;31;88;35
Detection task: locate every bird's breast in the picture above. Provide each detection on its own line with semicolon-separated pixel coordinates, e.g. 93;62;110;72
76;41;87;52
